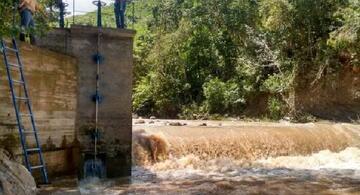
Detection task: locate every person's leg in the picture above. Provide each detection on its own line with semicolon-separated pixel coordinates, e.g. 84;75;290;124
29;16;36;45
19;9;33;42
114;1;121;28
20;9;35;44
120;0;127;28
59;2;65;28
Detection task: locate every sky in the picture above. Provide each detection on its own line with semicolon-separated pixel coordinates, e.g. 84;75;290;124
62;0;114;15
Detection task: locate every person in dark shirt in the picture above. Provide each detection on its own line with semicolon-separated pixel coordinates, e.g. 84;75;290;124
114;0;127;28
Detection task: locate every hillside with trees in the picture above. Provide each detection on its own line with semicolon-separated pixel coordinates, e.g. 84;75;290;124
1;0;359;120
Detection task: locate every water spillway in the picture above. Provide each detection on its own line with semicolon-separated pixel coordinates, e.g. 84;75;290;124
40;121;360;194
125;121;360;194
133;121;360;165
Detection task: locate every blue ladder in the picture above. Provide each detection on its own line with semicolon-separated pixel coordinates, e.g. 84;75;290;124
0;38;49;184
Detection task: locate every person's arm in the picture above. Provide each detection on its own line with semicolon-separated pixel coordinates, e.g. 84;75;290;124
19;0;30;8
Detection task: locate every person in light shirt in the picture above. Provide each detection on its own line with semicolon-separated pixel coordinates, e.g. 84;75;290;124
18;0;42;44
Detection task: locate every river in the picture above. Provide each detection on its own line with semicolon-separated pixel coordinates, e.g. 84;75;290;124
40;120;360;195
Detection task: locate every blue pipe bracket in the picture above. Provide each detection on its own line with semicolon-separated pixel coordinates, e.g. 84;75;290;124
92;53;105;64
92;92;103;103
91;130;102;141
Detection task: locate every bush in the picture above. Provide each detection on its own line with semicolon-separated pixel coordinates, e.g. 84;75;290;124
178;103;207;120
262;73;293;94
203;78;245;114
133;75;155;116
267;96;284;120
203;78;227;113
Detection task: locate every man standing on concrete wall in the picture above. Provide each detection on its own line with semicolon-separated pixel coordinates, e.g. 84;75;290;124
19;0;41;44
114;0;127;29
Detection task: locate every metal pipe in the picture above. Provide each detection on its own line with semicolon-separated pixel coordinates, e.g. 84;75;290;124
93;0;106;27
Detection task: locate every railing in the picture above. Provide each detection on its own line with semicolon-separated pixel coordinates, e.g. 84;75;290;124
55;0;134;29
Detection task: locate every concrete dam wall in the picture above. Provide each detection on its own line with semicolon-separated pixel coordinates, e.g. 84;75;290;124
0;40;78;177
0;25;135;178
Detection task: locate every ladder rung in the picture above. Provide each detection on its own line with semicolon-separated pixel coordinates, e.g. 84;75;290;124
15;96;28;100
31;165;44;170
26;148;40;153
20;114;32;117
8;63;21;68
12;79;25;84
4;47;18;53
22;130;35;134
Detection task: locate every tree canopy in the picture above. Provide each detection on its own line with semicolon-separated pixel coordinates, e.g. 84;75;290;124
68;0;360;119
0;0;57;38
2;0;359;120
130;0;359;119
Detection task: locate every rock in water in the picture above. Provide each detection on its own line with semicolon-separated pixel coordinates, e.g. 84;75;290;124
135;119;146;124
132;113;139;119
0;149;37;195
168;122;183;126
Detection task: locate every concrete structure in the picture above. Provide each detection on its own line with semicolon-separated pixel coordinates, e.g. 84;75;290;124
0;42;78;177
0;25;135;179
38;25;135;178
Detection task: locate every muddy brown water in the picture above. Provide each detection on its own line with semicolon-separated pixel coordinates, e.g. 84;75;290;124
40;120;360;195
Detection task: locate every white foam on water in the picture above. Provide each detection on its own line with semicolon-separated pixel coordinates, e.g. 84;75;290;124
257;147;360;170
140;147;360;183
79;177;117;195
45;147;360;194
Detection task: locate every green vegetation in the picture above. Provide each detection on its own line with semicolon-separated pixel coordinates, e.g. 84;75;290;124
70;0;359;120
0;0;57;37
1;0;359;120
0;0;15;36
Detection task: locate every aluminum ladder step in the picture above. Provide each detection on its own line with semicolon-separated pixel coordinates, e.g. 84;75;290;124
15;96;29;100
22;130;35;134
31;165;44;170
4;47;18;53
12;79;25;84
20;114;33;117
8;63;21;68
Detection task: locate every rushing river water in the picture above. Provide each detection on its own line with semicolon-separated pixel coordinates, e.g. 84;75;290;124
40;121;360;195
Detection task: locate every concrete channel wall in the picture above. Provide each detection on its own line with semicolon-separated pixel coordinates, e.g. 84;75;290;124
0;25;135;179
37;25;135;178
0;41;79;177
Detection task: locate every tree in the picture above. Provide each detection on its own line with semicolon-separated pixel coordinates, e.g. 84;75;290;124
0;0;54;38
0;0;17;37
68;0;360;119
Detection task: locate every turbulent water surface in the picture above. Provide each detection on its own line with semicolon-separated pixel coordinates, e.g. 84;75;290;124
40;120;360;195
